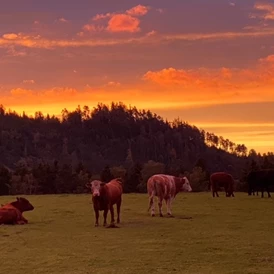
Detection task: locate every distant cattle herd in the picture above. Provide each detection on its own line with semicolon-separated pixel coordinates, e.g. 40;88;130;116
0;169;274;226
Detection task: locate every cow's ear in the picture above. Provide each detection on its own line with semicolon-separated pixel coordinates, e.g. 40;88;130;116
85;183;91;188
100;182;106;186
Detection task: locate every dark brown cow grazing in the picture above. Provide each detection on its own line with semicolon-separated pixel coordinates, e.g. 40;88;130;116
210;172;235;197
0;197;34;225
86;178;123;227
247;169;274;198
147;174;192;217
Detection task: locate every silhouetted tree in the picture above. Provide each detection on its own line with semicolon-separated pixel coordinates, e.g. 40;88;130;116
0;102;269;194
0;165;11;195
100;165;114;183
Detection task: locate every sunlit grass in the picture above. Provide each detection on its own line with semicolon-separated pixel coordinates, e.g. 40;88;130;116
1;193;274;274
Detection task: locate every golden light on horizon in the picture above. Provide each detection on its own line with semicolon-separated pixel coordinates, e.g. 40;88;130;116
1;1;274;154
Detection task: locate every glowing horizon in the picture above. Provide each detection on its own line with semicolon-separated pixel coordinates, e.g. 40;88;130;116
1;0;274;154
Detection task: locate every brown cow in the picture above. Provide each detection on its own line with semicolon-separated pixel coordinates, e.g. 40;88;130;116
210;172;235;197
0;197;34;225
147;174;192;217
86;178;123;227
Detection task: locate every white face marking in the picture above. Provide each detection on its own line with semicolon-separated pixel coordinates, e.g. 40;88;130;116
182;177;192;192
90;180;101;197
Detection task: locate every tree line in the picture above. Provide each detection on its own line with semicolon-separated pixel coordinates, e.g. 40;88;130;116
0;103;273;195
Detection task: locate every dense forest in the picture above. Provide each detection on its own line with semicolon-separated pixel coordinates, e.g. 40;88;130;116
0;103;273;195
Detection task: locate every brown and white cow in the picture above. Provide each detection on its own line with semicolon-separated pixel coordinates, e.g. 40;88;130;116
210;172;235;197
147;174;192;217
86;178;123;227
0;197;34;225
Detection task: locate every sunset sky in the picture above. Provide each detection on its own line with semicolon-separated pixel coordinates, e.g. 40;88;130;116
0;0;274;154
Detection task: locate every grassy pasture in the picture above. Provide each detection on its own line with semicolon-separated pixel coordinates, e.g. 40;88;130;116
1;192;274;274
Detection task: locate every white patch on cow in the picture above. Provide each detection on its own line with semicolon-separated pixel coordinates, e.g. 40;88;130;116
182;177;192;192
147;174;191;217
90;180;102;197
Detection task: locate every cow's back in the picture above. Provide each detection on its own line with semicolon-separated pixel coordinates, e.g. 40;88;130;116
147;174;175;198
210;172;234;189
105;180;123;203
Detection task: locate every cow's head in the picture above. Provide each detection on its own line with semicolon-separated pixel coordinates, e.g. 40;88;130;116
181;177;192;192
13;197;34;212
86;180;105;197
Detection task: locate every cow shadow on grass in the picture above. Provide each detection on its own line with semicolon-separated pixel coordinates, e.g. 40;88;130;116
151;214;193;220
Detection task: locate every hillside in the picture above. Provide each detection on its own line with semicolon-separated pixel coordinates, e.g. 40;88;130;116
0;103;273;195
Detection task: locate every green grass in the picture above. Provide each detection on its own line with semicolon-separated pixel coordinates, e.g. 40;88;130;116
1;193;274;274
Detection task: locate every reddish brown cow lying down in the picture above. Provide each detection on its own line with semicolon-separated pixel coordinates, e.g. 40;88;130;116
147;174;192;217
86;178;123;227
0;197;34;225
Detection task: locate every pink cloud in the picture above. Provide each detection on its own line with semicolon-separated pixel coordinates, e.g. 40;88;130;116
107;81;121;87
23;80;35;84
107;14;141;33
126;5;149;16
92;12;113;21
143;54;274;89
82;24;104;32
89;5;150;33
6;46;27;57
252;2;274;20
146;30;157;36
58;17;69;23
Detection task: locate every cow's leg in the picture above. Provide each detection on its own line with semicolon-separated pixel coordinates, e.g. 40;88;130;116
21;216;28;224
109;205;115;224
149;195;155;217
211;186;215;197
116;199;121;223
16;220;26;225
158;197;164;217
94;208;99;227
166;198;174;217
103;208;108;226
16;212;27;225
266;185;271;198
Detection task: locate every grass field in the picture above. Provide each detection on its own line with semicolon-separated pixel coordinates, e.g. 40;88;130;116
1;192;274;274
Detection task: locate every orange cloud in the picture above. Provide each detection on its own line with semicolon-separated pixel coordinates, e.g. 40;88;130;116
10;88;33;96
126;5;149;16
82;24;104;32
252;2;274;20
2;33;18;40
106;81;121;87
146;30;157;36
6;45;27;57
92;12;113;21
22;80;35;84
143;54;274;90
107;14;141;33
1;28;274;50
143;67;238;89
89;5;149;33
